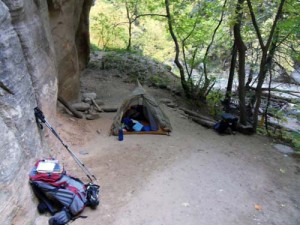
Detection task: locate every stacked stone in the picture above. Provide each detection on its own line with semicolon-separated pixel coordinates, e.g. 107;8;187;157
70;92;118;120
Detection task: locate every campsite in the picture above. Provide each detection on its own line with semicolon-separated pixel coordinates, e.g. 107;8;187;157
31;60;300;225
0;0;300;225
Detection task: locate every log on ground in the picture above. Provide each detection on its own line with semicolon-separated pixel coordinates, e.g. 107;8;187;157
58;96;83;119
189;116;216;128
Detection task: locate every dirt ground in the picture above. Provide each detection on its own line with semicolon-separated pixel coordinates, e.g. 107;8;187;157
37;68;300;225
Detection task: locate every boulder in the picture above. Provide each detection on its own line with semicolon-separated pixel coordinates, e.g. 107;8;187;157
95;99;105;106
83;97;92;104
160;98;173;104
72;102;91;111
166;102;177;108
274;144;295;154
82;92;97;100
86;113;100;120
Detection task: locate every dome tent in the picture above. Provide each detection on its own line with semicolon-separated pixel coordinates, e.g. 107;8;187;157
111;81;172;135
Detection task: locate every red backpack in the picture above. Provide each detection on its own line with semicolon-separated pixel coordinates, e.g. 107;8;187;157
29;159;99;217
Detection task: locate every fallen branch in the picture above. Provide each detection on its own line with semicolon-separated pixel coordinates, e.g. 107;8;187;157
189;116;216;128
236;123;255;135
248;86;300;99
261;88;300;94
102;107;118;112
58;96;83;119
0;81;14;95
261;95;289;104
91;99;103;112
180;108;215;122
261;92;300;103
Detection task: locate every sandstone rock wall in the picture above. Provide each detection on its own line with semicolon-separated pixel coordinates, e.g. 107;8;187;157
48;0;93;100
0;0;92;224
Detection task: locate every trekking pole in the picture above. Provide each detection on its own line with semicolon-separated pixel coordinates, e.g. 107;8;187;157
34;107;97;183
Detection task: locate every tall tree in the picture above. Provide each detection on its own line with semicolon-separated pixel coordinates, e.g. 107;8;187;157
223;43;237;112
165;0;191;96
246;0;286;131
199;0;228;100
107;0;166;51
165;0;230;100
233;0;248;125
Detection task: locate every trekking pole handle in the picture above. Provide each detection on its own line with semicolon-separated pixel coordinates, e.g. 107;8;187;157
33;107;98;183
34;107;46;123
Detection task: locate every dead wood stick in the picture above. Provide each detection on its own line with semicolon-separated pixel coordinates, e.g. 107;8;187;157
249;86;300;94
261;92;300;103
58;96;83;119
180;108;215;122
189;116;216;128
102;107;118;112
264;88;300;94
92;99;103;112
262;91;300;98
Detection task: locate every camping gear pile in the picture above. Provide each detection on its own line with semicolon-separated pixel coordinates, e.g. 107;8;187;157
32;108;100;225
213;113;238;134
122;106;153;132
29;159;99;225
111;81;172;135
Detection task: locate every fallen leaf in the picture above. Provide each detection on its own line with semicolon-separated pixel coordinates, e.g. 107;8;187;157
182;202;190;207
280;168;286;174
255;204;262;211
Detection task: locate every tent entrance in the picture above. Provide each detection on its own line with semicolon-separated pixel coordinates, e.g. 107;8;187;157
110;82;172;135
122;103;158;132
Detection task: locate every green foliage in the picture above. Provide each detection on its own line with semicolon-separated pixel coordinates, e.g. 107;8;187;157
294;103;300;122
148;75;170;89
90;2;127;50
89;0;300;137
166;0;233;100
90;0;300;80
99;51;172;85
91;13;127;50
132;19;174;61
206;90;224;117
282;131;300;151
269;108;288;124
257;126;300;152
90;43;100;53
90;0;172;60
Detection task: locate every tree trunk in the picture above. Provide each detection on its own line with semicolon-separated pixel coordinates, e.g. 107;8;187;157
233;0;247;125
264;70;273;134
199;0;227;100
252;43;277;130
165;0;190;97
58;96;83;119
247;0;286;131
223;43;237;111
125;3;132;51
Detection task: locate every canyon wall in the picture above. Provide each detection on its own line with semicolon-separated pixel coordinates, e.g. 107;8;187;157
48;0;93;100
0;0;92;224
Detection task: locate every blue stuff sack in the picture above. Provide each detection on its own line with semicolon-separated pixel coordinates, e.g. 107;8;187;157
142;126;151;131
132;122;143;131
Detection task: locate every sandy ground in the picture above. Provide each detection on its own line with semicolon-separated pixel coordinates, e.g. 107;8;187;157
37;69;300;225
